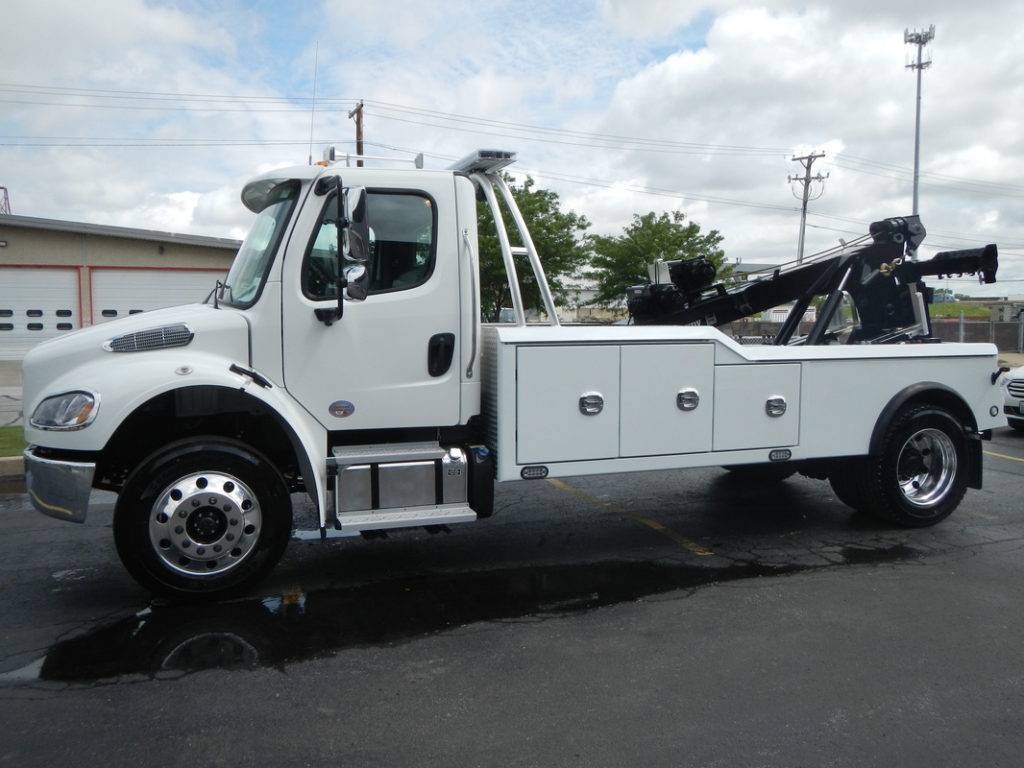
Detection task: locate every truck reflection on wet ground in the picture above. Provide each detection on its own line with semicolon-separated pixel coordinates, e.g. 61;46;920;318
37;544;919;683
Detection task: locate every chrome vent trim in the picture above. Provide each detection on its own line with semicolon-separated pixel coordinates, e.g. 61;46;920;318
1008;379;1024;398
104;323;194;353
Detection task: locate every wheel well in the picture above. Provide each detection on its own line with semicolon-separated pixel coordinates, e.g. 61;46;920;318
869;384;983;489
870;384;976;453
96;386;302;492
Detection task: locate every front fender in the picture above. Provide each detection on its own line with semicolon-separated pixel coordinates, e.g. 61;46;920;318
26;353;330;524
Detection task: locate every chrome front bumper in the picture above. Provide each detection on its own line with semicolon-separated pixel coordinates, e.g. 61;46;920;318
24;447;96;524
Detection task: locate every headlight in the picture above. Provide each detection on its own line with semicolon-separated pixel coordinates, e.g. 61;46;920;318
30;391;99;430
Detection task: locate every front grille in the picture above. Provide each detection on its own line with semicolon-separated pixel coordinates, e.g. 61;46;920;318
1008;379;1024;398
104;323;194;353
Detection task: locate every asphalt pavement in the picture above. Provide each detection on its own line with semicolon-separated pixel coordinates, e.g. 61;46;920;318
2;428;1023;767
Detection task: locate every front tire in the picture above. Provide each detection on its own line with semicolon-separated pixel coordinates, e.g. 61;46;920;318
858;404;968;527
114;438;292;599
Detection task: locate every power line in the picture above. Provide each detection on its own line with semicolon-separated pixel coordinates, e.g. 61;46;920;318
3;80;1023;195
3;82;1022;253
0;81;790;158
831;153;1024;198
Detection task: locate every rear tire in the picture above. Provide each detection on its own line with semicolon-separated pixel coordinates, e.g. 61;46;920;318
828;464;867;511
114;437;292;599
858;404;967;527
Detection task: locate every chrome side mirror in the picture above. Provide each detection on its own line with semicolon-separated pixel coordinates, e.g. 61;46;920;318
317;181;370;325
343;264;368;301
343;187;370;265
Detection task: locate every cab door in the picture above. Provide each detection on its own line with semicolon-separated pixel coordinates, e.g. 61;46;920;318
281;174;463;431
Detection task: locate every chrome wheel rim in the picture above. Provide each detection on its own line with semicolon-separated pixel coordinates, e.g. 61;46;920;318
148;471;262;577
896;428;957;508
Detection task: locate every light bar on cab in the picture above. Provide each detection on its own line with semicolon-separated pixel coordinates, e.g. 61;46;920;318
449;149;517;175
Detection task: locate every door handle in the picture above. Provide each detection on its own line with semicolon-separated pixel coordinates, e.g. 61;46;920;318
428;333;456;377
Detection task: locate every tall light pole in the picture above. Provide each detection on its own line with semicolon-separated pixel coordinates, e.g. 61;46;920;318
905;25;934;216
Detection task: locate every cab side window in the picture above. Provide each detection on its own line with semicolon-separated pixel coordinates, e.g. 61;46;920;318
302;190;436;301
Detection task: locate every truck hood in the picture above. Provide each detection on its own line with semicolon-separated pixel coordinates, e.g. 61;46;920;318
22;304;251;407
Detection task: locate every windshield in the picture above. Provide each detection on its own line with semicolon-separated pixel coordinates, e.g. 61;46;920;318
222;181;300;308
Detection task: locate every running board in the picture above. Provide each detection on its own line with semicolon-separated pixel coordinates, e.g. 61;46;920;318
335;504;477;533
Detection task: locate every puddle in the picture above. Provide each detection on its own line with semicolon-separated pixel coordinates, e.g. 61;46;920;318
25;544;919;683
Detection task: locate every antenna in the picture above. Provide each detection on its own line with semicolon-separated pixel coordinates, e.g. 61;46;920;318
308;41;319;166
0;186;10;215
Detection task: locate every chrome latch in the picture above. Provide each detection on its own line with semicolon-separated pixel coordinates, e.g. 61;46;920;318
676;389;700;411
765;397;787;417
579;393;605;416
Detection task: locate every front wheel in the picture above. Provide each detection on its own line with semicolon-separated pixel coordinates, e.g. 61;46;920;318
114;438;292;599
858;404;968;527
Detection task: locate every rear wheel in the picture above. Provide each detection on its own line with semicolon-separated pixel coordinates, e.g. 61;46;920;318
858;405;967;527
114;438;292;599
828;464;867;511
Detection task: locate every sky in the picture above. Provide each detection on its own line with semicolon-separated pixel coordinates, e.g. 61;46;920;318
2;0;1022;297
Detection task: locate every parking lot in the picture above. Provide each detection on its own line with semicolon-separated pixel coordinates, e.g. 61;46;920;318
1;425;1023;767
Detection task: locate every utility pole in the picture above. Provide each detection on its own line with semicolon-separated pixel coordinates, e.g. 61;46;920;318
789;152;828;264
905;25;934;216
348;101;365;167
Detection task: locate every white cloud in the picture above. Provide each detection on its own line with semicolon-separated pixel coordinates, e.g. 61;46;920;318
0;0;1021;295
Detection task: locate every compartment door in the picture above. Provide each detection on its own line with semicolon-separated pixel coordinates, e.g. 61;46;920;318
713;364;801;451
516;345;620;464
620;344;715;457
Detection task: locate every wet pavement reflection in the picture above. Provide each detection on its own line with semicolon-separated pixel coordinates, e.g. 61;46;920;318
32;544;919;683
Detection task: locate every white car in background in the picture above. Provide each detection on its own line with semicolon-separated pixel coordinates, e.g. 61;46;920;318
1005;366;1024;433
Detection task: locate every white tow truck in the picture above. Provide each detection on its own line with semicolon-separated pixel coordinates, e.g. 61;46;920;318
22;149;1008;597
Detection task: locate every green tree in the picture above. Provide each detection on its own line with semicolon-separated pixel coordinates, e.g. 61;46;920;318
477;175;590;321
586;211;727;307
